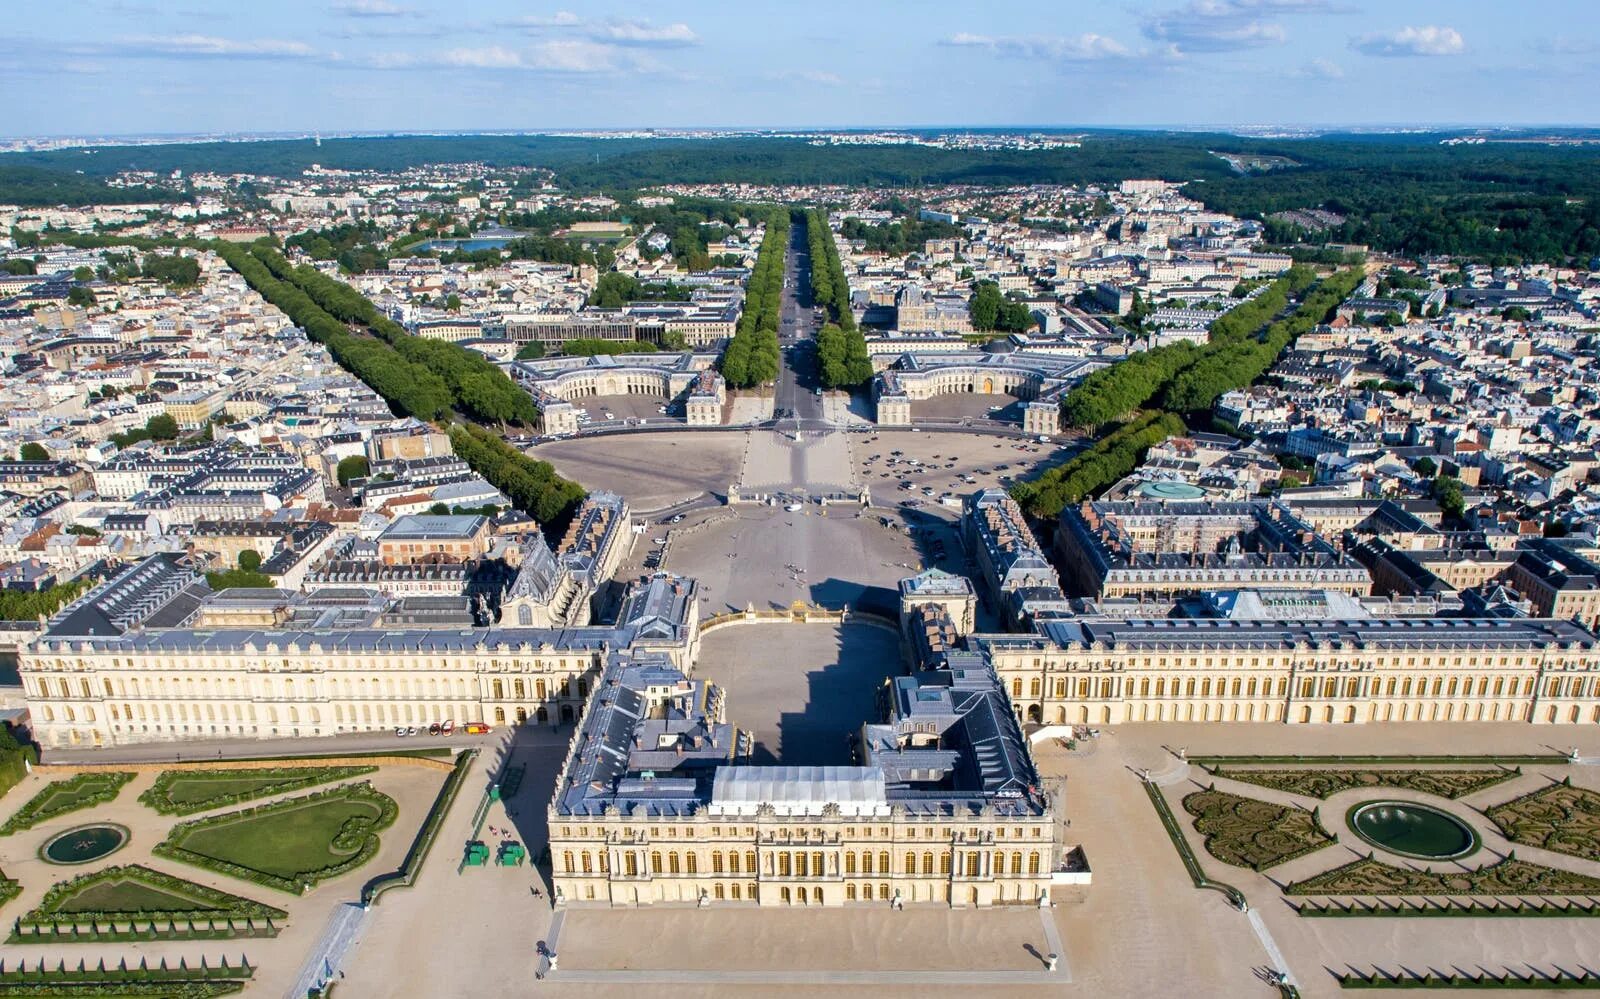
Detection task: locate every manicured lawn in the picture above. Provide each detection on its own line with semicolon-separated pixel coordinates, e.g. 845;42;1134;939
0;773;134;835
60;880;216;914
175;796;384;879
140;766;377;816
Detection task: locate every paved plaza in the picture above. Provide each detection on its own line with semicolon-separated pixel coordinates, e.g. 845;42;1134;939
694;622;903;765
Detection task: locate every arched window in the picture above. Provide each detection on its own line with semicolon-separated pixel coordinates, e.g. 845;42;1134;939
686;852;698;874
651;851;662;874
845;852;856;875
1028;852;1040;875
669;852;681;874
922;852;934;875
562;851;574;873
712;851;724;874
878;851;889;874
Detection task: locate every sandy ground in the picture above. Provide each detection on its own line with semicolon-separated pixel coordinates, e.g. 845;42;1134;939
695;622;903;765
535;431;749;510
0;763;448;998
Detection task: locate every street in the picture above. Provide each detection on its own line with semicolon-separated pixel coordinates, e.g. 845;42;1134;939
774;214;827;428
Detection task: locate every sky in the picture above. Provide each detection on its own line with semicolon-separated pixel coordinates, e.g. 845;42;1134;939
2;0;1597;137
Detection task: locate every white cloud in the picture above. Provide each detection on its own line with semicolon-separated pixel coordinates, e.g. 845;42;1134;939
114;34;320;59
591;19;698;48
944;32;1132;61
332;0;415;16
497;12;582;29
1351;25;1464;57
496;13;698;47
1142;0;1338;54
1297;57;1344;78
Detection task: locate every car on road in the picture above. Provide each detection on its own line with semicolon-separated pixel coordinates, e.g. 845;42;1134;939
464;722;490;735
428;722;442;736
441;719;455;736
603;412;614;420
652;537;667;544
394;726;408;737
785;502;803;512
670;514;684;523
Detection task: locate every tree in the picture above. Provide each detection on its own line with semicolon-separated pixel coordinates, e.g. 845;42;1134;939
18;442;48;462
969;281;1003;331
1501;305;1532;322
444;293;462;312
205;569;273;591
429;502;451;516
1432;475;1465;521
336;455;370;487
2;259;34;276
66;285;96;307
146;413;179;441
72;266;93;282
1412;456;1437;477
238;549;262;572
515;341;545;360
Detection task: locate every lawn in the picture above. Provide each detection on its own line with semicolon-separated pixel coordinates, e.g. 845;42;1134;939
0;772;135;835
177;797;383;879
62;880;216;914
140;765;377;815
156;783;398;893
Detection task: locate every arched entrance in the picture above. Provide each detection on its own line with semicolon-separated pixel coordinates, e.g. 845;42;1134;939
561;704;575;724
515;707;527;724
1026;704;1041;724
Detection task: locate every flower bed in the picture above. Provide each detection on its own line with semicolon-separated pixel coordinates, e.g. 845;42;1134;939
1485;778;1600;863
12;865;285;943
1182;786;1334;870
138;766;378;817
1209;766;1516;801
1285;854;1600;897
0;774;135;836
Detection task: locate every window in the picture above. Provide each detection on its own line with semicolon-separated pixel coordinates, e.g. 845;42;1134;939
651;851;662;874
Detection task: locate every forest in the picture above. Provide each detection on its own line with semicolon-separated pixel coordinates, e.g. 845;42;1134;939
12;130;1599;264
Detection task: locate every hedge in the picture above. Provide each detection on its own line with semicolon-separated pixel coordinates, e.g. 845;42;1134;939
138;766;378;817
14;864;284;942
154;783;397;895
362;750;476;907
0;774;135;836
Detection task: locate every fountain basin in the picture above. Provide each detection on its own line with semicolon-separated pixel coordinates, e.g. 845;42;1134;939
1346;800;1478;860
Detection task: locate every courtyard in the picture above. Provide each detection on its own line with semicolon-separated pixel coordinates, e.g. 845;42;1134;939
694;622;903;766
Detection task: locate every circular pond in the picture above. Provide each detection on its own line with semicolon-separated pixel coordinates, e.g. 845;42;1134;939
40;823;129;865
1347;801;1477;860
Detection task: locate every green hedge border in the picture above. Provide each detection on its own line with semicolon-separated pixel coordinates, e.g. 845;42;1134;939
138;766;378;817
1141;780;1248;909
1;775;135;836
13;864;284;943
362;750;476;907
1338;968;1600;989
1296;897;1600;918
154;783;397;895
1182;785;1335;871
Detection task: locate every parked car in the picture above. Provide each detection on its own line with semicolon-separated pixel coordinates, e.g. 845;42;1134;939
464;722;491;735
428;722;441;736
394;726;408;737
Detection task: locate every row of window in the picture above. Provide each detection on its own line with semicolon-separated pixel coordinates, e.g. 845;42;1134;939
566;848;1045;878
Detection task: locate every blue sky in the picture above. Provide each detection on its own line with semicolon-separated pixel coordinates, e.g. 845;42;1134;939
2;0;1596;137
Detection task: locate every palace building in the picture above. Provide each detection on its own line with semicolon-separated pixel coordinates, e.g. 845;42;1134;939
546;649;1059;909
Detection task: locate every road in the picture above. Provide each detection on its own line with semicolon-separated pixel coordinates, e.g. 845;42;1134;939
774;215;827;429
